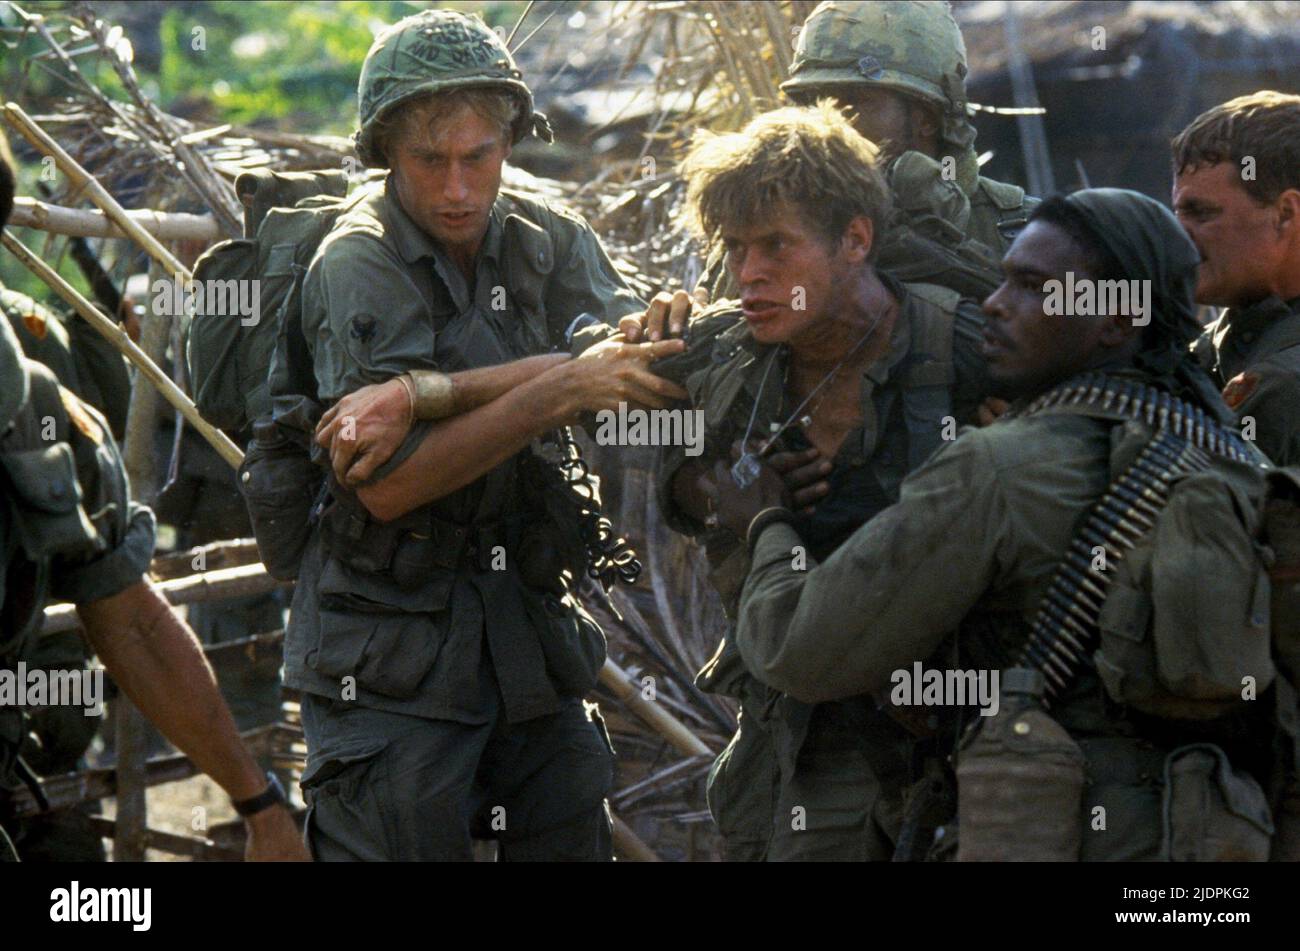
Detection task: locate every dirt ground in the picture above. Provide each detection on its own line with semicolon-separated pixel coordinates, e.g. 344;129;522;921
100;774;241;862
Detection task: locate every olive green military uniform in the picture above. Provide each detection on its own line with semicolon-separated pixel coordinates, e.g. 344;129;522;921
1;282;136;861
658;277;988;860
1;283;131;440
1193;296;1300;465
282;12;644;858
734;190;1281;861
736;372;1283;860
0;316;156;861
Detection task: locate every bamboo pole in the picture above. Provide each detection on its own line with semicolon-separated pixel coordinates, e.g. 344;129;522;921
41;563;284;635
0;230;243;468
598;657;714;758
150;538;261;581
2;101;192;280
611;813;662;862
9;197;221;243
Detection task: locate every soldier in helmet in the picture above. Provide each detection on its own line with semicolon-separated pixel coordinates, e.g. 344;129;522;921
292;9;690;861
783;0;1036;252
694;0;1038;305
0;143;307;863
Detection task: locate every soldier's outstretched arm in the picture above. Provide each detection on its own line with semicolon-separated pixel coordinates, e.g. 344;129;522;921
355;335;687;523
315;352;570;488
77;580;310;861
732;431;1005;703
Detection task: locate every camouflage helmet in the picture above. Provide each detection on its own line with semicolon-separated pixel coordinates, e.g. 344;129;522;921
782;1;970;119
353;9;552;168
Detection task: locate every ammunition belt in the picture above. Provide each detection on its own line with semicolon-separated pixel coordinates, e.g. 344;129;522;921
1011;373;1254;705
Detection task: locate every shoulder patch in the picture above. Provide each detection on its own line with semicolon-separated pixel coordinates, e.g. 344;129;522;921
60;386;103;445
1222;370;1261;410
21;310;48;340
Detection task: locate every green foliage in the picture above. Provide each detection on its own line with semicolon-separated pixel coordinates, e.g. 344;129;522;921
0;1;530;297
152;0;528;131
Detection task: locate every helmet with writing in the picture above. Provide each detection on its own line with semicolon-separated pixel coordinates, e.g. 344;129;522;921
354;9;551;168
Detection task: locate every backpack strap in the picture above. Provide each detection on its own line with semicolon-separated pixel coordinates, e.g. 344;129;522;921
898;282;958;471
973;176;1036;239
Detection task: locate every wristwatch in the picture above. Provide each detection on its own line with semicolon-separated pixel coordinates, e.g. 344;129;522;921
232;772;287;818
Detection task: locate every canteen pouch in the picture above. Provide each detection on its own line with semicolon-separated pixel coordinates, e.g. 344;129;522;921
1094;466;1275;720
239;414;322;580
956;704;1084;861
527;590;607;697
1162;744;1272;862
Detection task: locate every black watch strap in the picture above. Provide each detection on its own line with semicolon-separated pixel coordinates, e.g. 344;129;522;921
233;772;286;817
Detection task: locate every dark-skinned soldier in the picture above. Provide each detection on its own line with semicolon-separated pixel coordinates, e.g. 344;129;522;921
723;189;1291;861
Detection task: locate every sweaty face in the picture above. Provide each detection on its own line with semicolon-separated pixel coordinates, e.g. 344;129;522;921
980;220;1119;401
388;106;510;264
722;204;848;347
1173;161;1285;307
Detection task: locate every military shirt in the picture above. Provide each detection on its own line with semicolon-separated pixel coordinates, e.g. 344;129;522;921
734;405;1113;705
1;325;155;790
1;283;132;440
1194;295;1300;466
284;176;642;725
657;277;987;858
733;368;1277;860
659;276;988;615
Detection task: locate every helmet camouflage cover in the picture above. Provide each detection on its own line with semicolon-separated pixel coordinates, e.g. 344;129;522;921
783;1;970;121
353;8;551;168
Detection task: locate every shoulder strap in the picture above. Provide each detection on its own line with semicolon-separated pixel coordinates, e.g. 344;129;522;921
1010;371;1258;463
897;282;958;470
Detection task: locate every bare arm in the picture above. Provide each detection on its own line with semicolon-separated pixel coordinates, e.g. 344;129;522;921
317;291;697;489
357;337;687;522
357;366;572;522
78;580;309;861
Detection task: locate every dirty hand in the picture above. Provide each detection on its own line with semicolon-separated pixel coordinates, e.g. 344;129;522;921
619;289;693;343
553;335;688;419
766;446;832;514
316;377;412;488
707;441;788;538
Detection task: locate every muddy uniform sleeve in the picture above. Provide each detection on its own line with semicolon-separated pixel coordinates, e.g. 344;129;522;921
735;430;1008;703
303;234;440;476
49;388;156;604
